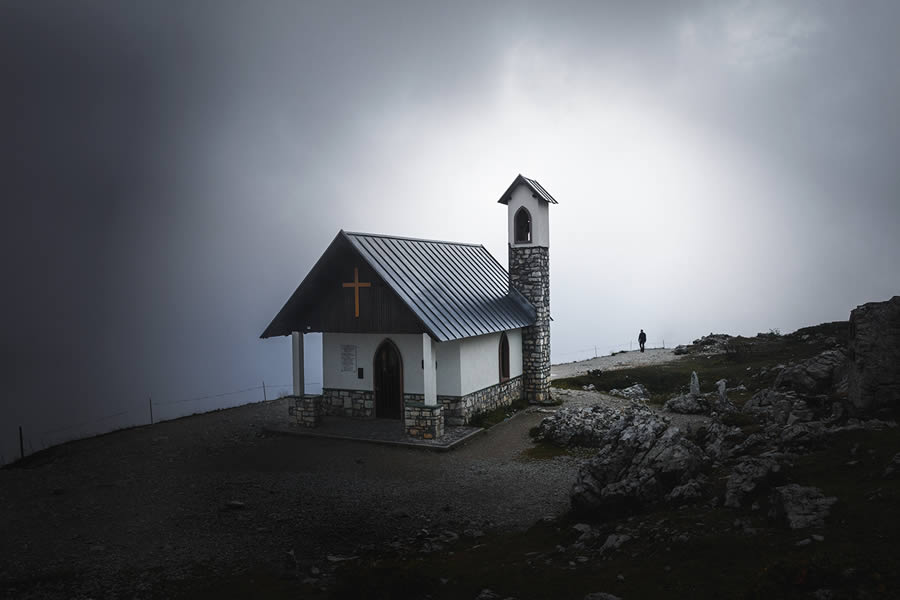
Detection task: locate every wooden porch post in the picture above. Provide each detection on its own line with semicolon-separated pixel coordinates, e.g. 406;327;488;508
292;331;304;396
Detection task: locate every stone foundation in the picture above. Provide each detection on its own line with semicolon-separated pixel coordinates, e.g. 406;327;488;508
848;296;900;416
510;245;551;404
287;394;323;427
319;376;524;435
404;402;444;439
321;388;374;418
438;376;524;426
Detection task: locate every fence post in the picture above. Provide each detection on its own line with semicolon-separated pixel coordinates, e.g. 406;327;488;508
149;396;154;425
262;380;267;402
19;425;24;460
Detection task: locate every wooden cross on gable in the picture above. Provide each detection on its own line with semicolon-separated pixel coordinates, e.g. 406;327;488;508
342;267;371;318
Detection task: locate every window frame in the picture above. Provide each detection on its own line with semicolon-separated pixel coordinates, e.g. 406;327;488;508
514;206;532;244
498;332;510;383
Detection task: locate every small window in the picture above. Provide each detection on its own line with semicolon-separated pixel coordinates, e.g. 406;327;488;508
499;332;510;382
514;207;532;243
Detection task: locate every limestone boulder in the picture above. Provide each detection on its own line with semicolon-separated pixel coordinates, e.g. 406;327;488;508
570;405;708;517
724;457;782;508
664;393;708;414
769;484;837;529
608;383;650;401
848;296;900;416
774;348;848;396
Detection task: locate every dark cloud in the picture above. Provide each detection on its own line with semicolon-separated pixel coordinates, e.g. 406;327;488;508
2;1;898;462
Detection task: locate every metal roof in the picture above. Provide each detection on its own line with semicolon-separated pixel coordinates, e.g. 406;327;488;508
498;174;558;205
342;231;536;341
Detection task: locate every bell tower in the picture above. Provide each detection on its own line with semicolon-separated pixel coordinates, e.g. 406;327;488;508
499;174;556;404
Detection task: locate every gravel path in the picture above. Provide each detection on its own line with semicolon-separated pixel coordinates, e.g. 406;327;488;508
550;348;682;380
0;399;581;598
1;351;694;597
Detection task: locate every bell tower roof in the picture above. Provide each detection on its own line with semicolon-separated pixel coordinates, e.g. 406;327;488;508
498;174;558;205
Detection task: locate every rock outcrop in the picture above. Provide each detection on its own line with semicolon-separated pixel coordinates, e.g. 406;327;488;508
724;457;782;508
664;373;736;416
848;296;900;416
607;383;650;401
774;348;848;396
769;484;837;529
565;404;708;517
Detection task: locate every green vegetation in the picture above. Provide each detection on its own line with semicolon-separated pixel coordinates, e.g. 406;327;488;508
469;397;531;429
552;322;848;403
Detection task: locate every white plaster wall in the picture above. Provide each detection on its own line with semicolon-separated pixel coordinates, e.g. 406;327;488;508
322;333;424;394
458;329;523;396
507;184;550;248
508;328;523;379
435;339;462;397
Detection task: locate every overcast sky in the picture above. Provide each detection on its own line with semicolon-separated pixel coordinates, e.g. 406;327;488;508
3;1;898;462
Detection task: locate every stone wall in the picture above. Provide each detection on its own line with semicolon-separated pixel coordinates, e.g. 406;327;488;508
404;402;444;439
321;388;374;418
287;394;322;427
321;375;524;431
436;375;524;426
848;296;900;416
509;245;551;404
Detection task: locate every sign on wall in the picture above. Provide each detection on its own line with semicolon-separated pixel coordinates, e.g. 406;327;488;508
340;345;358;372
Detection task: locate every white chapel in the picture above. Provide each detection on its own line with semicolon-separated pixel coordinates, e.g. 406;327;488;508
261;175;556;439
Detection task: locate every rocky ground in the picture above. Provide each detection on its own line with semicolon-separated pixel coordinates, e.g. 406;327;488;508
3;321;899;599
0;400;579;599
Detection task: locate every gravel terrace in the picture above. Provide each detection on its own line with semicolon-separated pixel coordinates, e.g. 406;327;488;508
550;347;682;380
1;350;697;598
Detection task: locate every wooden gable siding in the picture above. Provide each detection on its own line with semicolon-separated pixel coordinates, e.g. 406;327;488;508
265;235;425;336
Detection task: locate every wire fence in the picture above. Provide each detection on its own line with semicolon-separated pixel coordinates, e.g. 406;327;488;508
5;340;673;465
3;380;321;467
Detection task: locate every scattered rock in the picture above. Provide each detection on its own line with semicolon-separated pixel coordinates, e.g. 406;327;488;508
724;457;782;508
664;393;707;415
883;453;900;479
584;593;622;600
598;534;631;555
666;475;708;504
608;383;650;401
780;421;826;446
224;500;246;510
326;554;358;562
769;484;837;529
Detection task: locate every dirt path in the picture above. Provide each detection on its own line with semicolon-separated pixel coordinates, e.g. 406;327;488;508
1;350;696;597
550;348;682;380
0;399;581;598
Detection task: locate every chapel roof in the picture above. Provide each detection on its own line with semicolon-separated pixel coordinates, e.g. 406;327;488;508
261;230;536;342
497;174;558;205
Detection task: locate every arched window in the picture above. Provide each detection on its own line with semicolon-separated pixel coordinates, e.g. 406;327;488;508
499;332;510;382
514;207;532;244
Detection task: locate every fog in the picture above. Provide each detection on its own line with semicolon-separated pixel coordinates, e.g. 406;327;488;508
3;1;898;464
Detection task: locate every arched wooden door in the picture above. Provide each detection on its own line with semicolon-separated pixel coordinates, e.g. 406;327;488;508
374;339;403;419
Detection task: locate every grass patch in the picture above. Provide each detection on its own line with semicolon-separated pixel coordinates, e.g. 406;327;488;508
552;332;843;402
469;397;531;429
520;441;570;460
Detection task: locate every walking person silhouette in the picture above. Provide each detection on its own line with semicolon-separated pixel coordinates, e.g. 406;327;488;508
638;329;647;353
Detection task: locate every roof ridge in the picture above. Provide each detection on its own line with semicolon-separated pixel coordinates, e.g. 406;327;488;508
343;230;484;248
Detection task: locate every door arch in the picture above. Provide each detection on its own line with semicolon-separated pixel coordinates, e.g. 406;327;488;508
373;338;403;419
